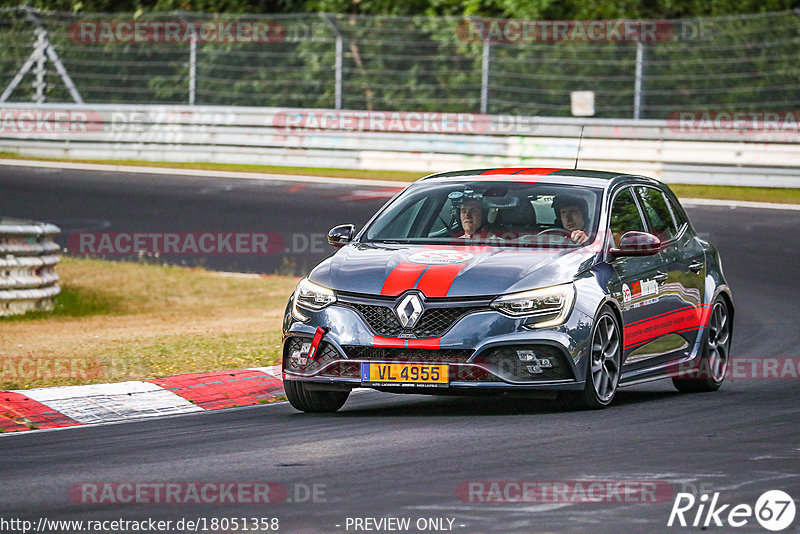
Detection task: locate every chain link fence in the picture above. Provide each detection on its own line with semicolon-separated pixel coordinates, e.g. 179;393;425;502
1;7;799;119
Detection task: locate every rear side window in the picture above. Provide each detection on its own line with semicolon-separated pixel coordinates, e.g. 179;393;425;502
635;186;677;241
609;188;645;245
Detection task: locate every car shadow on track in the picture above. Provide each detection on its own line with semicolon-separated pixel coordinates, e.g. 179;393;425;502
307;388;684;417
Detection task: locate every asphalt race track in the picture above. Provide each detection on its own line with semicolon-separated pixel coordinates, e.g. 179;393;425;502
1;164;799;533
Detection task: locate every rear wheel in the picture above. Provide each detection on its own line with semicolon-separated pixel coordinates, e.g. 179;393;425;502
672;297;731;393
559;306;621;410
284;381;350;413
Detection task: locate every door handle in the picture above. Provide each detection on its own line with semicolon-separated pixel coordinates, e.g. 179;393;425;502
653;271;668;283
688;261;703;273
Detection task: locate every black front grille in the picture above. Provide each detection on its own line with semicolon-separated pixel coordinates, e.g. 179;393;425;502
345;303;486;338
284;338;341;374
343;346;473;363
320;361;361;379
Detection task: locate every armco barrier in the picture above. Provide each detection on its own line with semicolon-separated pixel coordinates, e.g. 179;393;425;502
0;104;799;187
0;218;61;316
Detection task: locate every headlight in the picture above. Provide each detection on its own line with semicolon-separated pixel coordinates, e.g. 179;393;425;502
292;278;336;321
490;282;575;328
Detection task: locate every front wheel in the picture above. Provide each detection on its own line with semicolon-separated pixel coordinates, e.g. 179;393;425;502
672;297;731;393
558;306;622;410
284;381;350;413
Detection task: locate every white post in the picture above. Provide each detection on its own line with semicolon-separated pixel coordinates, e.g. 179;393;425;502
189;34;197;105
335;35;343;110
480;39;491;114
33;29;46;103
634;42;645;119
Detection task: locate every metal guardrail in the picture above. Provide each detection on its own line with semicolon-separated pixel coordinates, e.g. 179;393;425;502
0;103;799;187
0;218;61;316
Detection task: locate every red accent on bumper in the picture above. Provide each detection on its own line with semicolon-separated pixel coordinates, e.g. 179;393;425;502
408;338;441;349
373;336;407;348
308;326;328;360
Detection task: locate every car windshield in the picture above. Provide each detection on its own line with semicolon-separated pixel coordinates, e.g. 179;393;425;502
363;180;603;248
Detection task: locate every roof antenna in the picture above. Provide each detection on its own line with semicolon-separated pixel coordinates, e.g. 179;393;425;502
573;125;585;170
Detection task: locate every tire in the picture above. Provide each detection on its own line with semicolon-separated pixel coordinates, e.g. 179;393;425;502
672;296;731;393
558;306;622;410
284;380;350;413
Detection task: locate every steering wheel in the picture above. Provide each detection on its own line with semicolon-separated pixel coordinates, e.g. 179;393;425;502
538;228;574;245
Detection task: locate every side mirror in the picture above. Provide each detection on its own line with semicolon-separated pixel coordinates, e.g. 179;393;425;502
328;224;356;248
610;231;661;257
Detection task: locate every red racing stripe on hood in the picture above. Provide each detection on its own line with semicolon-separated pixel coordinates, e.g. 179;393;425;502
415;261;470;298
380;261;428;296
380;245;451;296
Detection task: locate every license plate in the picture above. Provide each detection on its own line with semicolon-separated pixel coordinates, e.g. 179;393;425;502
361;363;448;387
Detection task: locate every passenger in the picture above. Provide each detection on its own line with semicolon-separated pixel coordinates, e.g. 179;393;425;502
552;195;589;244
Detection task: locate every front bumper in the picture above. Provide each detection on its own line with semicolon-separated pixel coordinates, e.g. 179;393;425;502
282;296;594;392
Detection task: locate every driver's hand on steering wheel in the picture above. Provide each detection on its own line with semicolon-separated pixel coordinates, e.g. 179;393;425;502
571;230;588;244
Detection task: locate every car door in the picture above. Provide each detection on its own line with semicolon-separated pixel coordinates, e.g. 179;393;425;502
606;186;678;373
635;186;706;361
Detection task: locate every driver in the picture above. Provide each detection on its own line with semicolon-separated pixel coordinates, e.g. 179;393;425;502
456;198;495;239
552;195;589;244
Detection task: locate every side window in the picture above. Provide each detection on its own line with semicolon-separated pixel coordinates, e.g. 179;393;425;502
376;196;426;238
609;188;645;245
665;194;688;228
635;186;677;241
425;197;455;237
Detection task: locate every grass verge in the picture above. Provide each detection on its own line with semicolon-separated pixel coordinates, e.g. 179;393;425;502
0;257;296;390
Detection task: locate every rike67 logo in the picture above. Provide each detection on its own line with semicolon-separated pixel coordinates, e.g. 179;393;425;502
668;490;796;531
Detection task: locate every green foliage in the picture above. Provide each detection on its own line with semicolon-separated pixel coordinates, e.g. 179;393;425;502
1;6;798;117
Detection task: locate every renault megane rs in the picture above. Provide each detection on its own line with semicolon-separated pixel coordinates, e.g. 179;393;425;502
281;168;733;412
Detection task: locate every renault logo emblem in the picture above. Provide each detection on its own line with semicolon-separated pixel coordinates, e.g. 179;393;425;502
395;293;424;329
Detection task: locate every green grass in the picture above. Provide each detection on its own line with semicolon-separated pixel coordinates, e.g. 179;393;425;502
668;184;800;204
0;257;296;390
1;287;120;322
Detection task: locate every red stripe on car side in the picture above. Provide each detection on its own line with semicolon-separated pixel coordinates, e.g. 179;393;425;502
623;304;712;350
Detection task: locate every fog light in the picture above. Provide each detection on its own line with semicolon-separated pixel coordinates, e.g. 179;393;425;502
290;342;312;366
518;349;553;374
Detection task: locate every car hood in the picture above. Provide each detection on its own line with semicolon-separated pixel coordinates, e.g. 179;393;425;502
308;243;597;298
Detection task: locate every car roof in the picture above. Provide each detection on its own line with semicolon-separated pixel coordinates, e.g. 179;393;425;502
419;167;662;189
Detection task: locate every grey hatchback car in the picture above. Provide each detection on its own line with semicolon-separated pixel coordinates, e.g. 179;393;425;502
281;168;733;412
